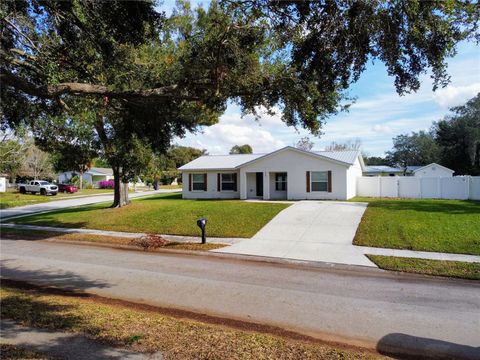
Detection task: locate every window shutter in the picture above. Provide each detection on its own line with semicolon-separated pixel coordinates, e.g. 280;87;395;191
306;171;310;193
188;173;192;192
217;173;221;191
327;171;332;192
233;173;238;192
204;173;208;191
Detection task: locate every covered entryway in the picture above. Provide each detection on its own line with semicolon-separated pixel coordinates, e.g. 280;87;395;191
246;172;264;199
214;201;375;266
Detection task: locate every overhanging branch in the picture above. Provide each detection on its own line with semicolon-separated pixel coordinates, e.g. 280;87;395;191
0;71;202;101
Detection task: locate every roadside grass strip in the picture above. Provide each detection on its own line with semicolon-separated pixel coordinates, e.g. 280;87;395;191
0;283;386;360
0;228;225;252
368;255;480;280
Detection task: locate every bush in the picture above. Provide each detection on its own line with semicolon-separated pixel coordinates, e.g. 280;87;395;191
130;234;168;251
98;179;114;189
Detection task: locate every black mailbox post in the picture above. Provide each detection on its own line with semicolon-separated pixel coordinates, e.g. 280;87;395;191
197;218;207;244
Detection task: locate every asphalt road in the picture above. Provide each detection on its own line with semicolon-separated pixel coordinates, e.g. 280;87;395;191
1;239;479;359
0;189;180;219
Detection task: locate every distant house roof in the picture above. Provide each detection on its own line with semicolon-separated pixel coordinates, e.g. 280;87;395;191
412;163;454;174
364;165;403;173
179;146;363;171
86;167;114;176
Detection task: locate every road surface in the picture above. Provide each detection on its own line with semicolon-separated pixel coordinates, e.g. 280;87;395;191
0;189;180;219
1;239;479;359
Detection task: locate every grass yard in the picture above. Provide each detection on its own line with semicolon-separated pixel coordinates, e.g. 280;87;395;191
0;344;51;359
0;188;115;209
0;191;50;209
368;255;480;280
0;283;383;359
8;193;290;238
353;197;480;255
0;228;225;251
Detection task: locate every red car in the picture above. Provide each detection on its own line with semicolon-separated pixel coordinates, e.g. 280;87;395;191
58;184;78;193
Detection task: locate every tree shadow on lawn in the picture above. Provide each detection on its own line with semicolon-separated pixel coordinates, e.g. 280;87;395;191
367;199;480;215
1;282;145;358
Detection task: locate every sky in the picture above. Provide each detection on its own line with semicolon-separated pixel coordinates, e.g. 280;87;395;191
160;1;480;157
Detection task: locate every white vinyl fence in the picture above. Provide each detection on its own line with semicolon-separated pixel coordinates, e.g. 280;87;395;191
357;176;480;200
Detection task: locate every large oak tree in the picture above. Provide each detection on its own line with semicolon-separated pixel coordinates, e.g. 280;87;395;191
1;0;478;206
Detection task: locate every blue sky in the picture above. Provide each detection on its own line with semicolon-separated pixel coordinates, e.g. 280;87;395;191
160;1;480;157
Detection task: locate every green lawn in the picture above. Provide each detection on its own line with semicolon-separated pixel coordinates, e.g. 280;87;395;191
0;191;50;209
0;188;114;209
368;255;480;280
8;193;290;238
353;197;480;255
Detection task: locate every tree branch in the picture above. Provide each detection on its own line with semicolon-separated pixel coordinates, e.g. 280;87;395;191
1;71;202;101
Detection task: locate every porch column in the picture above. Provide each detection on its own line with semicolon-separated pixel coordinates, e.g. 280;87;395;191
263;171;270;200
239;169;247;200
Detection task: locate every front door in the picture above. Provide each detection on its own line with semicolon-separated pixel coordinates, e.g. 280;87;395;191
256;172;263;197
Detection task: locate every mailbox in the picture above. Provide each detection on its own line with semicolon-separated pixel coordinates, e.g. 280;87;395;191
197;218;207;244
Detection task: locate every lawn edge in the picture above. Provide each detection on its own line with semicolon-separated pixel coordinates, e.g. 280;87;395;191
366;254;480;280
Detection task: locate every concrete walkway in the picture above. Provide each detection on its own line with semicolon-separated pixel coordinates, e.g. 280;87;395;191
1;319;162;359
214;201;376;267
1;223;245;245
0;189;180;220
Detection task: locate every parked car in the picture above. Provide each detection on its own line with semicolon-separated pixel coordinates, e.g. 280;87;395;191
58;183;78;193
17;180;58;196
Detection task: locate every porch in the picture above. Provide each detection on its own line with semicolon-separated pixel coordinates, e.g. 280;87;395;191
241;171;288;200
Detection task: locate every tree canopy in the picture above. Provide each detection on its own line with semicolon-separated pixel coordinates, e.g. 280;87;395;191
434;93;480;175
2;0;478;205
230;144;253;154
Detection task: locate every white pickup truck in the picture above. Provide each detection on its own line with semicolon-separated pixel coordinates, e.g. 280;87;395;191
18;180;58;196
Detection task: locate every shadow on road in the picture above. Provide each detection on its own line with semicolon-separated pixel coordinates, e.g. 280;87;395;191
0;259;111;291
377;333;480;360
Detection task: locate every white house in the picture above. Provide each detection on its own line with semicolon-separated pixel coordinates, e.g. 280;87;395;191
412;163;454;177
58;167;114;188
179;146;365;200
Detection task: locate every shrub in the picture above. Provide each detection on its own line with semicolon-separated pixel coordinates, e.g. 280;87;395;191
130;234;168;251
98;179;114;189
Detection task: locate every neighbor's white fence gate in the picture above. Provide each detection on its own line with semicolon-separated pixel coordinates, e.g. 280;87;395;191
356;176;480;200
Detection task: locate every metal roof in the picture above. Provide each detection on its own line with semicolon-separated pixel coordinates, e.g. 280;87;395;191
179;147;361;171
364;165;403;173
86;167;114;176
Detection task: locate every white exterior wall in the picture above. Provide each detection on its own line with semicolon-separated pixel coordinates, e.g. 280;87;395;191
182;170;240;199
414;165;453;177
241;149;351;200
346;157;362;199
470;177;480;200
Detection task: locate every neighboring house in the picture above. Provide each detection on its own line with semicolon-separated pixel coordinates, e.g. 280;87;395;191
179;146;365;200
363;165;424;177
58;167;114;188
412;163;454;177
363;165;404;177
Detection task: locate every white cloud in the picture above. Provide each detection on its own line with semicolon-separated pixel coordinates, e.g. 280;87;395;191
372;124;393;134
202;123;285;154
433;83;480;108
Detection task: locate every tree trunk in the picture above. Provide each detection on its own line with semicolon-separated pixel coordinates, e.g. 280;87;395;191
111;168;130;208
79;170;83;190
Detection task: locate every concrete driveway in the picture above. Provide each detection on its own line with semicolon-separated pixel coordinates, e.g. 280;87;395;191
214;201;375;267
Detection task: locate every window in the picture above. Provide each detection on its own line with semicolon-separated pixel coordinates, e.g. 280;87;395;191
192;173;206;191
275;173;287;191
311;171;328;191
221;173;235;191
